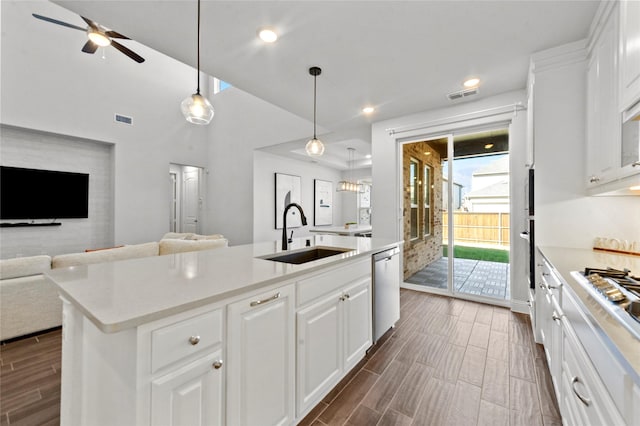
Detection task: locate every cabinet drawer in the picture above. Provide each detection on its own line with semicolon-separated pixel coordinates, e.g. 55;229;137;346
151;309;223;372
561;328;622;426
297;258;370;307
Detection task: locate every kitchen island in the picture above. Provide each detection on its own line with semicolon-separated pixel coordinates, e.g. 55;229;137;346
46;235;400;426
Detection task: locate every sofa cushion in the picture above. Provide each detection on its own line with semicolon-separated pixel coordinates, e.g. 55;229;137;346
52;242;160;269
1;274;62;341
187;233;225;241
161;232;194;240
0;255;52;279
159;238;228;256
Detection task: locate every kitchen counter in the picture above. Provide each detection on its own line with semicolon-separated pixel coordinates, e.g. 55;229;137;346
538;246;640;377
45;235;399;333
309;225;372;236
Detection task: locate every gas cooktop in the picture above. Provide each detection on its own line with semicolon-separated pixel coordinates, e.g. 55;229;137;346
570;267;640;340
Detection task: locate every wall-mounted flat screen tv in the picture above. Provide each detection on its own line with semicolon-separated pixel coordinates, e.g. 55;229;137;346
1;166;89;219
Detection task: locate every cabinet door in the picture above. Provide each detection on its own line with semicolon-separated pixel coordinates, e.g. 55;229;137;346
343;278;372;371
227;285;295;426
586;7;620;187
151;351;224;426
296;291;342;416
619;0;640;111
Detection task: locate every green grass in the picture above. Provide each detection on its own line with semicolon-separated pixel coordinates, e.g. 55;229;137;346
442;245;509;263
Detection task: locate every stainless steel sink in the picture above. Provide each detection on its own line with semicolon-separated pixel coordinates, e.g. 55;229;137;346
260;247;353;265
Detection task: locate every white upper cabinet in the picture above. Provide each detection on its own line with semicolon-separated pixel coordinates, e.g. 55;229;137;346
585;1;640;194
586;4;620;188
619;0;640;112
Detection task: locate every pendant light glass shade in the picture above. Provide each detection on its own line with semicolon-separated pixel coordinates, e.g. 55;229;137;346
306;66;324;157
306;138;325;156
182;0;213;125
181;92;214;125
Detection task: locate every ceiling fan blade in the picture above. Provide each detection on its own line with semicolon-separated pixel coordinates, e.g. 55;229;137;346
32;13;85;31
81;16;98;30
111;40;145;63
105;30;130;40
81;40;99;54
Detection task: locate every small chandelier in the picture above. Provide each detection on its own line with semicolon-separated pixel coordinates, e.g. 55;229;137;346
181;0;214;125
305;66;325;157
337;148;363;192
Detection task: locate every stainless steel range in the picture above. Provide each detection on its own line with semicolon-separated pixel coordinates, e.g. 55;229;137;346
570;267;640;340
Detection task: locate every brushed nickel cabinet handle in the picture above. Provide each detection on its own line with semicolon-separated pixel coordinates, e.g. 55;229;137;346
250;292;280;307
344;293;350;299
213;360;223;370
571;376;591;406
551;312;561;322
632;161;640;167
589;176;600;183
189;335;201;345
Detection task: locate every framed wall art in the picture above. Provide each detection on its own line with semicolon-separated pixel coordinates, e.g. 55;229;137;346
314;179;333;226
275;173;302;229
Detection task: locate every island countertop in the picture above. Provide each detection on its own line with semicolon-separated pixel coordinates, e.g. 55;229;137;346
45;235;400;333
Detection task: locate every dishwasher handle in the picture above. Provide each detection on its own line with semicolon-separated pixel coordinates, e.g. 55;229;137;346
373;247;400;262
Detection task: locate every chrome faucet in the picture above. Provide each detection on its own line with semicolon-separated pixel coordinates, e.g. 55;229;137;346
282;203;308;250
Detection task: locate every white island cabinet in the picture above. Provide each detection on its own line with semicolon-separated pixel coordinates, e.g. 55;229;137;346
295;258;372;417
48;236;401;426
227;284;295;426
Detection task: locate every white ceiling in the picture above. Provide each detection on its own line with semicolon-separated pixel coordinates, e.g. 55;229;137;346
53;0;599;169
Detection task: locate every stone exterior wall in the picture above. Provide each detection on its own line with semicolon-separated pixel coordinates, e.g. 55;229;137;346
402;141;444;280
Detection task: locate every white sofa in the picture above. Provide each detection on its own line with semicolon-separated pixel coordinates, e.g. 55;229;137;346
0;233;228;341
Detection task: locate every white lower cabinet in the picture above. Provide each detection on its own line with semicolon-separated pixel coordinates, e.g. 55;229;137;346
296;260;372;418
559;315;624;426
151;350;224;426
226;284;296;426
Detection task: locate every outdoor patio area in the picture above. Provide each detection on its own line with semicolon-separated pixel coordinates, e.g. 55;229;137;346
405;257;510;300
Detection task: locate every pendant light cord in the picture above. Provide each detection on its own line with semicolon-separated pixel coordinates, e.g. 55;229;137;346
196;0;201;95
313;74;317;139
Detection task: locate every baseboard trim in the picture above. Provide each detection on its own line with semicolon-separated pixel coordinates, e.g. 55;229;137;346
510;299;531;315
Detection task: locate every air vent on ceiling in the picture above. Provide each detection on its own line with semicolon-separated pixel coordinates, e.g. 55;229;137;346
447;87;479;101
114;114;133;125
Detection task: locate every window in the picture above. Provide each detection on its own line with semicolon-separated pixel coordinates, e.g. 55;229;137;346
424;164;432;237
213;78;232;94
409;159;419;239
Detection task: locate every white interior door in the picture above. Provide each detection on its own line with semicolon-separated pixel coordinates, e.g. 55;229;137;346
182;168;200;233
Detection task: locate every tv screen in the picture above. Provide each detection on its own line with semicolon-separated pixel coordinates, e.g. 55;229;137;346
1;166;89;219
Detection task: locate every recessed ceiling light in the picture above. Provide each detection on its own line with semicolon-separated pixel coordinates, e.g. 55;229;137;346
362;106;375;114
365;154;372;159
630;185;640;191
258;28;278;43
484;143;494;149
464;78;480;88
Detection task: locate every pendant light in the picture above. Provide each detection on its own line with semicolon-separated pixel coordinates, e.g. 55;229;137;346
181;0;214;125
337;148;363;192
305;66;325;157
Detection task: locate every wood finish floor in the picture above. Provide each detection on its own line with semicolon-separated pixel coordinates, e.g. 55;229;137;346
301;289;561;426
0;290;561;426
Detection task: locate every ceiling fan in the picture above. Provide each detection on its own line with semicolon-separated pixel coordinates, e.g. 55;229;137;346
32;13;145;63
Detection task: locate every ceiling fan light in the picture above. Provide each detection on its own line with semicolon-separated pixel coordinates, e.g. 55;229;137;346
305;138;325;157
88;30;111;46
258;28;278;43
181;93;214;125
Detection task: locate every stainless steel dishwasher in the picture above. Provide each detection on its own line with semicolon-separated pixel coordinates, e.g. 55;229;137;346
372;246;400;343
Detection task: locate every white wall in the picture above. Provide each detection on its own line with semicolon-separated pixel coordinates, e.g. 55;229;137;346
1;1;210;245
371;90;530;305
532;43;640;248
0;125;114;258
253;150;344;243
204;88;317;246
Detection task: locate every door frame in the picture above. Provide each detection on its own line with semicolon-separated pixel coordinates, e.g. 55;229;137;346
394;111;517;308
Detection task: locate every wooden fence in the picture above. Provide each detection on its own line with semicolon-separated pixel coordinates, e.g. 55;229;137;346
442;212;510;246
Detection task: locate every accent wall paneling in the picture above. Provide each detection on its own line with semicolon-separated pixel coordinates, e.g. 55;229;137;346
0;125;114;258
